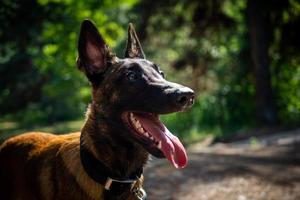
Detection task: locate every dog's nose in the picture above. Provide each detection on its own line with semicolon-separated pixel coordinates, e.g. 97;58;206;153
175;88;195;108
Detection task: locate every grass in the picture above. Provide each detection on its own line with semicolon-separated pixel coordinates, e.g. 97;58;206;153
0;120;83;142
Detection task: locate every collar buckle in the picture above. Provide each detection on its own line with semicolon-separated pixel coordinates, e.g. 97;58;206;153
131;187;147;200
104;177;137;190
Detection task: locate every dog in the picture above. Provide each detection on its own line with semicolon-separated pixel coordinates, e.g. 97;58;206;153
0;19;194;200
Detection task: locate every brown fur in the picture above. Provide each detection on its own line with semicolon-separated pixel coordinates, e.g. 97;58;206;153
0;106;146;200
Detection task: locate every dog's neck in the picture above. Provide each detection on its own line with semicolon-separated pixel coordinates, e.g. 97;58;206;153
80;103;149;179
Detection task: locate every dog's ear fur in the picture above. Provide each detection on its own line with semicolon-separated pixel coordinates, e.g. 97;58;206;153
77;19;111;75
125;23;145;59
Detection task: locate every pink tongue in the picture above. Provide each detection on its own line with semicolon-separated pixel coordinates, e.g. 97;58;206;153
135;115;188;168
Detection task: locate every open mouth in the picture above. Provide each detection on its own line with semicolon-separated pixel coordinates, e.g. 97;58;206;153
122;112;188;169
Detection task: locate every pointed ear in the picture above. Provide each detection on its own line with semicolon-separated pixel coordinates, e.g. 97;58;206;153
124;23;145;59
77;19;108;74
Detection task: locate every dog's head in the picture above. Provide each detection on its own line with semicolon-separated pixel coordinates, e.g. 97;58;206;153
77;20;194;168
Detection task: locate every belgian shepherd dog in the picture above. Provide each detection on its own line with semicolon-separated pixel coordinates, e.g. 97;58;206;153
0;20;194;200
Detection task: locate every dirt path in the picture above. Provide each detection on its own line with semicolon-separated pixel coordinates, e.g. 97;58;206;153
143;131;300;200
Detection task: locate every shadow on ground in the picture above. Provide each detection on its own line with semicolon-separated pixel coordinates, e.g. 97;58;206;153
144;143;300;200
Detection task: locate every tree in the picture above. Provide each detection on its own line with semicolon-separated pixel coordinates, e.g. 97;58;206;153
247;0;277;125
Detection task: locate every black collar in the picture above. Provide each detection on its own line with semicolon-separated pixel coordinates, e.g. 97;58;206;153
80;143;143;197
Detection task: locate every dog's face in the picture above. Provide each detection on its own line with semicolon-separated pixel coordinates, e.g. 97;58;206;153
77;20;194;168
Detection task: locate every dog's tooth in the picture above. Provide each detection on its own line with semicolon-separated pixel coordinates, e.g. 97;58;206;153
136;121;141;127
133;120;138;126
130;115;137;123
157;141;162;149
130;115;135;123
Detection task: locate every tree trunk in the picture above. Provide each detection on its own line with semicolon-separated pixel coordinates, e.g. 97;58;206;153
247;0;277;126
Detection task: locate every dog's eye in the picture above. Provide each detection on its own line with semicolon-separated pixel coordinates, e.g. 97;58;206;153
126;71;138;81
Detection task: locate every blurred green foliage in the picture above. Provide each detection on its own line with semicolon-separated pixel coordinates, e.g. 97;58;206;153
0;0;138;124
0;0;299;140
137;0;300;137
